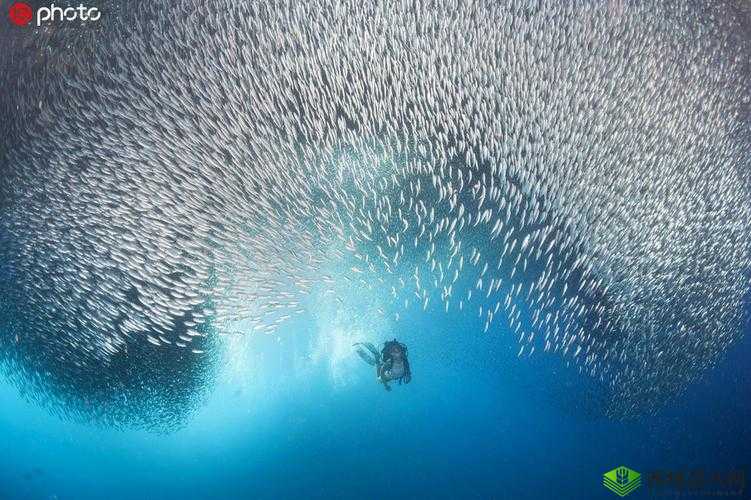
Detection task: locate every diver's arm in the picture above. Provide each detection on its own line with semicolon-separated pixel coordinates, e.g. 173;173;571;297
403;359;412;383
378;360;393;390
376;361;387;380
380;358;392;375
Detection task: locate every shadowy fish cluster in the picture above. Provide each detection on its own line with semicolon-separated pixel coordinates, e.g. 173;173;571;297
0;0;749;426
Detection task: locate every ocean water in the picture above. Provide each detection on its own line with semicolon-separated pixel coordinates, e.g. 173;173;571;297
1;298;748;500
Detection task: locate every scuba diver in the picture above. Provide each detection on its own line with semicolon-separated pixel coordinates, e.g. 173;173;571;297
354;339;411;391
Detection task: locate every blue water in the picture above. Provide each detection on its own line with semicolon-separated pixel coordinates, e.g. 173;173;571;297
1;303;749;500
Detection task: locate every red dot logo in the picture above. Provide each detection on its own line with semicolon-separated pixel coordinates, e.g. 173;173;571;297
9;2;33;26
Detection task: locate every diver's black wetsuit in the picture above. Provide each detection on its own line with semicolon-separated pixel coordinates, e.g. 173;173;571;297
355;339;411;390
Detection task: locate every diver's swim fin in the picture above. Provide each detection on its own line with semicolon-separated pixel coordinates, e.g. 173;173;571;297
355;347;377;366
355;342;381;358
353;342;380;366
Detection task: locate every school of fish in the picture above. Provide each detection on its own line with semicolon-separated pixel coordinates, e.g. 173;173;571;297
0;0;749;427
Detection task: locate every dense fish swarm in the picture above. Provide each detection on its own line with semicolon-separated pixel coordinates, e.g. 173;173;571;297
0;0;750;426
